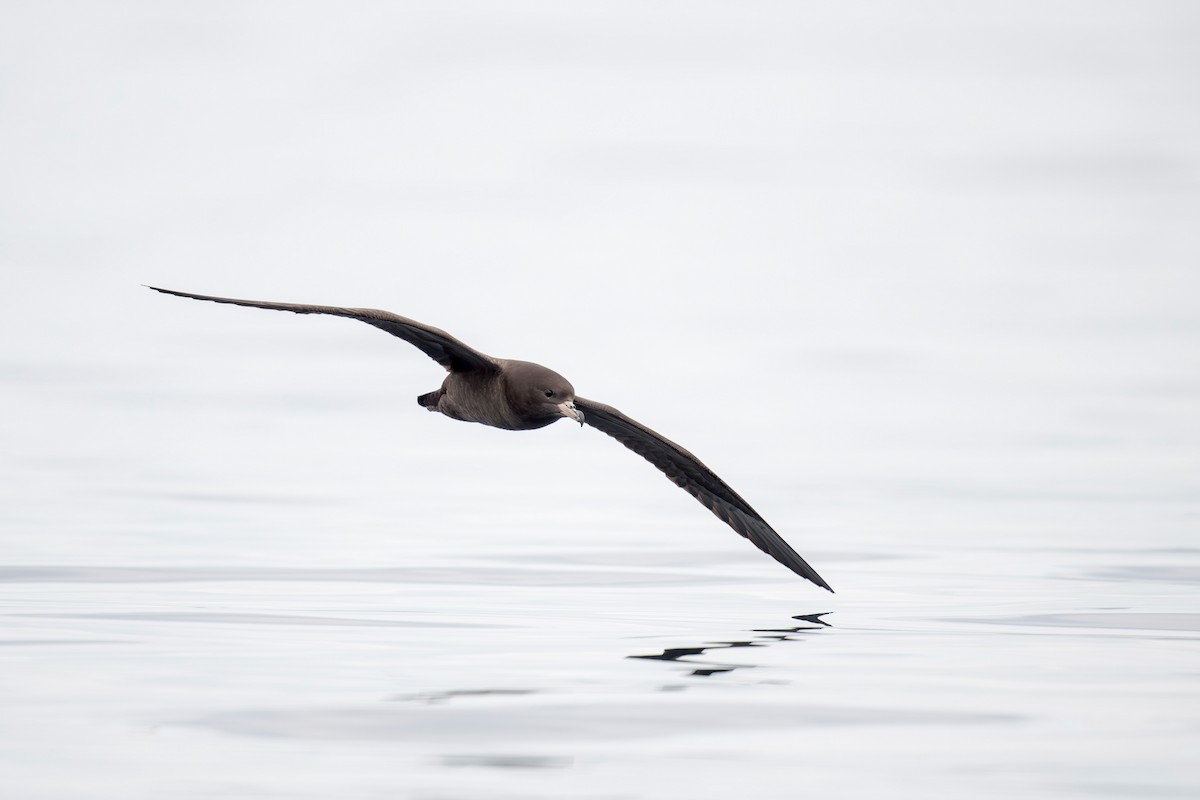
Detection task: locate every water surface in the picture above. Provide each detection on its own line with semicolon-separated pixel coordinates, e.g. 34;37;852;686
1;2;1198;798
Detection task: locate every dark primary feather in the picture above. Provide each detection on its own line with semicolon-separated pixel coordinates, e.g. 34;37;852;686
146;287;498;374
574;397;833;592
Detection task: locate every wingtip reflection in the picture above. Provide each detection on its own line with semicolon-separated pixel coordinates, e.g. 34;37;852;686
627;612;833;677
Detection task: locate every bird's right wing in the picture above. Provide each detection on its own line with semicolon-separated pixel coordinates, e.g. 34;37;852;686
148;287;499;374
574;397;832;591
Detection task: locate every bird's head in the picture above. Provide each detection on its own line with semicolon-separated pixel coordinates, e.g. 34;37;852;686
504;361;584;426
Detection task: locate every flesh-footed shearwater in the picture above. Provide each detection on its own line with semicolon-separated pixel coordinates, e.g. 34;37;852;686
149;287;832;592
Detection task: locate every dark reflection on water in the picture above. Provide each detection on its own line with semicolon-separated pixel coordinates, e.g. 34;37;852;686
629;613;831;677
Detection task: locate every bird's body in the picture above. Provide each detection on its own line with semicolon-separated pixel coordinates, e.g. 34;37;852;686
419;359;579;431
149;286;833;592
418;362;557;430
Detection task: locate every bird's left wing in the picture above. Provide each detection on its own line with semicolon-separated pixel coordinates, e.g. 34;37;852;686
147;287;499;374
574;397;832;591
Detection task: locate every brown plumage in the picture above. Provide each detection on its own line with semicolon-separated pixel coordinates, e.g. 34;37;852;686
148;286;833;591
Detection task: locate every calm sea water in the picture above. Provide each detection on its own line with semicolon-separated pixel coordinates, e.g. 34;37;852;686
2;3;1198;798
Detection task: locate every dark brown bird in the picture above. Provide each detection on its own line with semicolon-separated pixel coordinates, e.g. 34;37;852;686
149;287;832;591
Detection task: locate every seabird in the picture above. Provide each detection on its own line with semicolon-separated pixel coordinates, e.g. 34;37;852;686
149;287;832;591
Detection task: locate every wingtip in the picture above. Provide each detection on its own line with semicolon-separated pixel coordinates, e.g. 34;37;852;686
145;286;209;302
793;560;834;593
806;573;835;593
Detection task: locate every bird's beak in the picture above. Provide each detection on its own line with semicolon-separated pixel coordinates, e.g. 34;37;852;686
558;401;584;425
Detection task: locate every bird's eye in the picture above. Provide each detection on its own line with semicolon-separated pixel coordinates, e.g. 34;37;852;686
544;389;555;398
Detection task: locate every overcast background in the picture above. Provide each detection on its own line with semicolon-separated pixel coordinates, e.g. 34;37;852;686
1;2;1198;799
